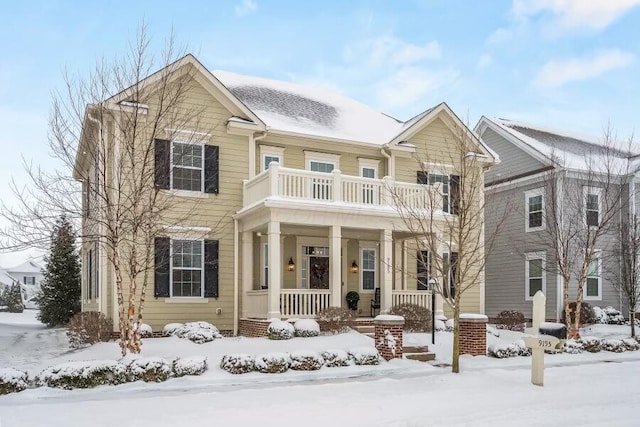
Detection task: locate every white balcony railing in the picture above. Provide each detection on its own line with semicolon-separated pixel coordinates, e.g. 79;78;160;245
280;289;332;318
392;290;433;311
244;290;268;318
243;163;443;211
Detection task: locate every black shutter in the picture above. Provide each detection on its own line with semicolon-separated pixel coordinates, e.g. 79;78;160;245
417;171;428;185
450;174;460;215
204;239;219;298
154;139;171;190
154;237;170;297
417;250;429;290
204;145;219;194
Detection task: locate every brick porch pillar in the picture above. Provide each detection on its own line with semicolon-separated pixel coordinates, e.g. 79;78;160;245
374;315;404;361
459;313;488;356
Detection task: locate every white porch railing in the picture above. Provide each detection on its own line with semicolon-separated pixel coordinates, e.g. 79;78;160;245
280;289;332;318
245;290;268;318
392;290;433;311
242;163;442;211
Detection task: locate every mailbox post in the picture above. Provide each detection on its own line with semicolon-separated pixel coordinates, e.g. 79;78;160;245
523;291;560;386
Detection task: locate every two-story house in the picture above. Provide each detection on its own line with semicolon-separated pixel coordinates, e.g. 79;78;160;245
476;116;637;321
75;54;496;335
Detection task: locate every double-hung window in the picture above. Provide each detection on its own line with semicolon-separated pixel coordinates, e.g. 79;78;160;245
172;142;203;192
417;171;458;214
361;248;377;292
260;146;285;172
585;254;601;300
584;187;601;228
525;252;545;300
525;188;544;232
171;240;204;297
359;158;379;204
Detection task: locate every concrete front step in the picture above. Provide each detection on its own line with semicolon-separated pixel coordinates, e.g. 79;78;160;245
405;352;436;362
403;346;429;353
353;325;375;334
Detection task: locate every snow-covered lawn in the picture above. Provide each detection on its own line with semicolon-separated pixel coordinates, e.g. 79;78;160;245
1;311;639;426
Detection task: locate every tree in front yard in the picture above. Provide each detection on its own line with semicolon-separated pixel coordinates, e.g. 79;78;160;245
38;215;81;326
2;282;25;313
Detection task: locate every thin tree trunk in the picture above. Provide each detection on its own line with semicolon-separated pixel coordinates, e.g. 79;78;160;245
113;252;127;357
451;304;460;373
631;309;636;338
573;285;585;339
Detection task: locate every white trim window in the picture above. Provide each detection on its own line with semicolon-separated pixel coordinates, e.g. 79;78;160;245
584;187;602;228
359;158;379;204
525;188;545;232
260;145;285;172
171;240;204;297
525;252;545;300
171;141;204;192
360;247;377;292
305;151;340;171
23;276;36;285
585;253;602;300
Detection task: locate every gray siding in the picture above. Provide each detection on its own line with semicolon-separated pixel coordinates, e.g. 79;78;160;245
481;128;547;184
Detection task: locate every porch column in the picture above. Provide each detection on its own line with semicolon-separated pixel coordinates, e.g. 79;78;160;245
435;292;444;317
380;229;393;313
267;221;281;319
241;231;253;318
330;225;342;308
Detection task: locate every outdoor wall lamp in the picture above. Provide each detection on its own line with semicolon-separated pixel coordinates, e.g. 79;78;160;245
287;257;295;272
351;260;358;274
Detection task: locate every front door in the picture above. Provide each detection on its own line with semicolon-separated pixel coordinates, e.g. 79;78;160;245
310;256;330;289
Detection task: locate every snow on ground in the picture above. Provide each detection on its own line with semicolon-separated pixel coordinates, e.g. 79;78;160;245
1;311;639;426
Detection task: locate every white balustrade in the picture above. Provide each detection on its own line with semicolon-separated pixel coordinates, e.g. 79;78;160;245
391;290;433;311
279;289;332;318
244;290;268;319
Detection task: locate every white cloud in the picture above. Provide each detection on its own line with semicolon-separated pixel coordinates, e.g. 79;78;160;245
486;28;511;44
346;35;441;66
477;54;492;68
375;66;459;110
234;0;258;17
534;49;635;88
512;0;640;30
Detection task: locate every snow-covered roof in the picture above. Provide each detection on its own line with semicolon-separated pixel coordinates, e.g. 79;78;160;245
7;260;43;274
213;70;407;145
0;269;18;287
484;117;639;174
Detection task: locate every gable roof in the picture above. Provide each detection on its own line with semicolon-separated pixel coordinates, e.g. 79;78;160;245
0;269;18;288
477;117;639;174
7;260;43;274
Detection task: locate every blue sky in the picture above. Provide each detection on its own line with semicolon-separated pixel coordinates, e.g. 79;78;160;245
1;0;639;265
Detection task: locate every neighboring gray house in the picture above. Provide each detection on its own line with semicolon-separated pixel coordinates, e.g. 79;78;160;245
475;117;639;321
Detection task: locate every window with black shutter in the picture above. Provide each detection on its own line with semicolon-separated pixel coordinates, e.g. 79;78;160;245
204;240;219;298
154;237;170;297
417;250;430;290
154;139;170;190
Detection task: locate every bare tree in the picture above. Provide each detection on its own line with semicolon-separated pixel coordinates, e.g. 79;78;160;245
392;117;505;373
540;129;630;339
0;25;214;355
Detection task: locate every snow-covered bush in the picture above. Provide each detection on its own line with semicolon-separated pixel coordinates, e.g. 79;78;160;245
515;340;531;356
134;323;153;338
434;319;446;331
581;336;603;353
173;322;223;344
162;323;184;337
488;343;519;358
602;339;626;353
622;338;640;351
389;303;431;332
495;310;525;332
290;351;324;371
445;319;455;332
316;307;354;333
321;349;351;367
294;319;320;337
37;360;127;389
435;314;447;322
255;353;291;373
127;358;172;382
0;368;29;395
173;356;208;377
66;312;112;349
594;306;626;325
348;347;380;365
563;339;584;354
486;326;501;337
220;354;255;374
268;320;295;340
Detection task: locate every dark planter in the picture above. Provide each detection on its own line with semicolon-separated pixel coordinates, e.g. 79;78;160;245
346;291;360;311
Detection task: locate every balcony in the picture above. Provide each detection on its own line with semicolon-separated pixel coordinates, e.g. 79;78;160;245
242;163;443;212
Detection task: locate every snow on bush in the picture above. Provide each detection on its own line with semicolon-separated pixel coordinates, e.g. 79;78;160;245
67;311;112;349
434;319;446;331
445;319;455;332
37;360;127;389
316;307;354;333
162;323;184;337
268;320;295;340
622;338;640;351
495;310;525;332
294;319;320;337
488;343;519;358
255;352;291;373
563;339;584;354
486;326;501;337
594;306;626;325
602;339;626;353
581;336;603;353
173;356;208;377
389;303;431;332
290;351;324;371
173;322;223;344
348;347;380;365
127;357;172;382
320;349;351;367
220;354;255;375
435;314;447;322
134;323;153;338
515;340;531;356
0;368;29;395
